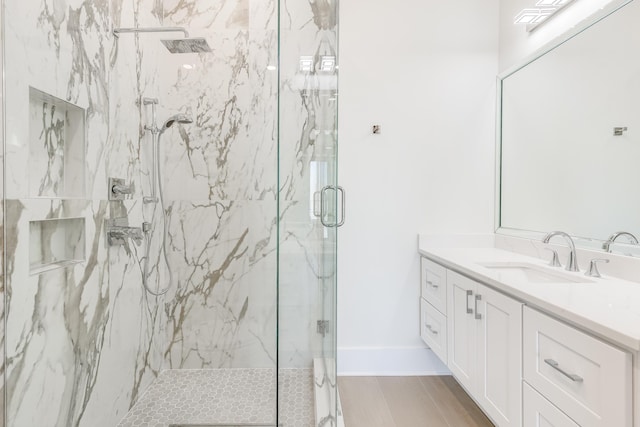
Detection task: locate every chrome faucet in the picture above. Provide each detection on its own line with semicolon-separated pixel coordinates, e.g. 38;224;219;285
106;218;144;247
602;231;639;252
107;226;144;246
542;231;579;272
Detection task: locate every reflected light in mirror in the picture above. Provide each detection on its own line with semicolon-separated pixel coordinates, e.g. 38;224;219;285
514;0;576;30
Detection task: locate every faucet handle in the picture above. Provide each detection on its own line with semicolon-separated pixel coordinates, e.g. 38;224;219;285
585;258;609;278
544;248;562;267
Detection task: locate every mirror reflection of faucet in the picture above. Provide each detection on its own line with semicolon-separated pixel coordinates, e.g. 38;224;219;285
602;231;639;252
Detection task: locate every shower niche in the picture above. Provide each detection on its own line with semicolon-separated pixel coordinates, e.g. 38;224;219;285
29;217;86;274
28;87;86;198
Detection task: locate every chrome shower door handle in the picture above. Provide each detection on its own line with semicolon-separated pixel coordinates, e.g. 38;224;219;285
320;186;333;227
320;185;346;227
336;186;345;227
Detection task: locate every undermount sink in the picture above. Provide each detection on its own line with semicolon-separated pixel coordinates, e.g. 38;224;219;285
477;262;594;284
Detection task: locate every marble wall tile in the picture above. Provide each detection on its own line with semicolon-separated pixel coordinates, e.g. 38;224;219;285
162;200;277;369
154;0;279;370
3;197;164;427
3;0;165;425
163;0;249;30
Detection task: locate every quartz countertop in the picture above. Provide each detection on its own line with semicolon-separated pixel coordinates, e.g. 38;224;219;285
418;245;640;352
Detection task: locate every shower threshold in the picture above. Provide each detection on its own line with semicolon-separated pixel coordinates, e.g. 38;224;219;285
170;424;280;427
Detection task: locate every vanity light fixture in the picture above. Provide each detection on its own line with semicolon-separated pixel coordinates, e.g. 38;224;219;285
514;0;576;31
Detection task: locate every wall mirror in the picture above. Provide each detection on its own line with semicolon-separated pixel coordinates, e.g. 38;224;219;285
497;0;640;255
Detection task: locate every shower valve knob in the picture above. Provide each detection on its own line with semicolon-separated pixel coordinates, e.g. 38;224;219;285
109;177;135;200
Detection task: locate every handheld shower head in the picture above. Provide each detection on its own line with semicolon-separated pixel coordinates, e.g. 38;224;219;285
161;114;193;132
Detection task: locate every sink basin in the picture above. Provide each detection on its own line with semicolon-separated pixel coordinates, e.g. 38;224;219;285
478;262;593;284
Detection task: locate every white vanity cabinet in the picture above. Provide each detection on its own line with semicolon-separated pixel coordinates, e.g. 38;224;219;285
523;307;633;427
419;255;636;427
446;270;523;427
420;258;448;362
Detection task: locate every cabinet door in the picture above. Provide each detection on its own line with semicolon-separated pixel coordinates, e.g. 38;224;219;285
476;284;523;427
523;382;579;427
420;298;448;363
523;307;632;427
421;257;447;314
447;271;477;393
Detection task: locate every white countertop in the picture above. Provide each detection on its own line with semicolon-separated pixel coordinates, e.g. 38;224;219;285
419;245;640;352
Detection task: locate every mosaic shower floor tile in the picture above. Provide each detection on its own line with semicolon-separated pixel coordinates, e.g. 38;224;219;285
117;369;314;427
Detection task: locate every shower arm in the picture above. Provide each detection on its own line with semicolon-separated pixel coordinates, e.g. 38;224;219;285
113;27;189;38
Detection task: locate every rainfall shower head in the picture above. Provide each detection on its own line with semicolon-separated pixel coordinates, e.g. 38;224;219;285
161;38;212;54
112;27;212;54
162;114;193;131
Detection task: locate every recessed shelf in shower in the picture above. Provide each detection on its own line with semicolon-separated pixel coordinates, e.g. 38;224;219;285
28;87;86;198
29;217;86;275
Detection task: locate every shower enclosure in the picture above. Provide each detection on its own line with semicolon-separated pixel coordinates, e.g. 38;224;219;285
0;0;340;426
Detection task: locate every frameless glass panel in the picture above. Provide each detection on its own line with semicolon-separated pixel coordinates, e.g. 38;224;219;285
277;0;339;425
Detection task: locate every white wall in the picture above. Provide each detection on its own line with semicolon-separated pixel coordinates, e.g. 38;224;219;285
337;0;499;374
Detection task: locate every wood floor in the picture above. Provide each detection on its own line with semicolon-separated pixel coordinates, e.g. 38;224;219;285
338;376;494;427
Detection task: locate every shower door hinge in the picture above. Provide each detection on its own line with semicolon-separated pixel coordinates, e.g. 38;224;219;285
317;320;330;336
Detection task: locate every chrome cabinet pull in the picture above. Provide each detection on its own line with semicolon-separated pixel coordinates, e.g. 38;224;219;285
426;324;438;335
474;294;482;320
426;280;439;289
544;359;584;382
466;290;473;314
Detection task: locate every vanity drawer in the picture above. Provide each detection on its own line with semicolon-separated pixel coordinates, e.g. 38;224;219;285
420;298;447;363
523;382;579;427
421;257;447;314
523;307;632;427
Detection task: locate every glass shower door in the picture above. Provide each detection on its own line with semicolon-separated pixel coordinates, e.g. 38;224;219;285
277;0;340;425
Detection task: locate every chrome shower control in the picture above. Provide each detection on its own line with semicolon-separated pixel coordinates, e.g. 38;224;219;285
109;177;135;200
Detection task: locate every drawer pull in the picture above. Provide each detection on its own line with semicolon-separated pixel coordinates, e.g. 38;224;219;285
466;290;473;314
474;294;482;320
544;359;584;383
426;324;438;335
426;280;439;289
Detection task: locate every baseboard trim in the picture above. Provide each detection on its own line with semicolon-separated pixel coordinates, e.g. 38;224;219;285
337;346;450;376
